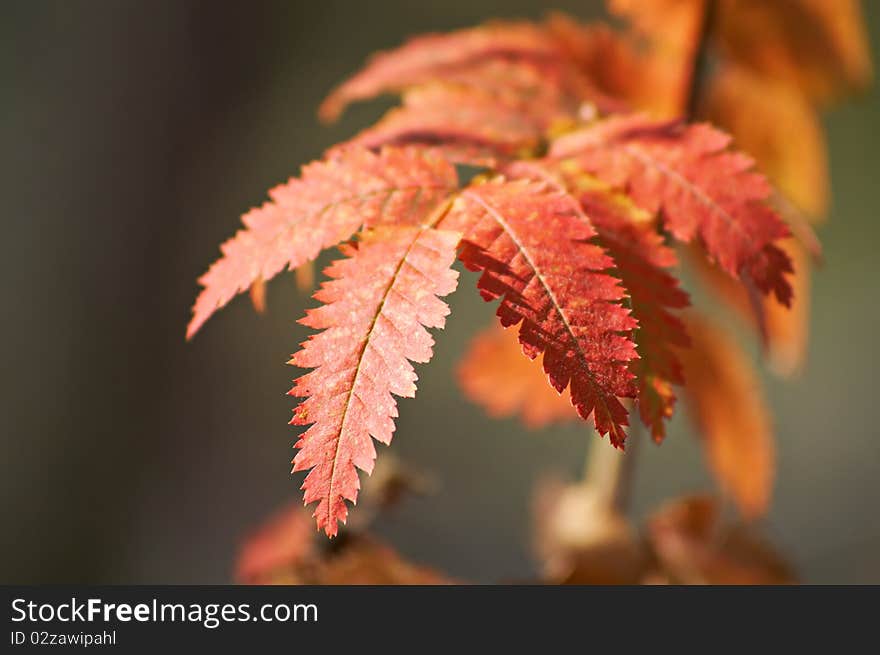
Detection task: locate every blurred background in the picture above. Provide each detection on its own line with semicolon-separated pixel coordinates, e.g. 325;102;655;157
2;0;878;583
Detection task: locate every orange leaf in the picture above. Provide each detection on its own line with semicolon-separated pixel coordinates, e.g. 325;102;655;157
762;240;811;376
679;315;775;518
705;65;829;219
457;321;577;428
606;0;709;117
717;0;872;105
545;17;644;110
608;0;707;48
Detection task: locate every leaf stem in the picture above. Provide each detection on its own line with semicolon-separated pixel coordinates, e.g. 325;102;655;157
582;427;639;514
684;0;717;120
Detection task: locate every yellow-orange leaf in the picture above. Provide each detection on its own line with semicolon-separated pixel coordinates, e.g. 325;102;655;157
679;315;775;518
606;0;709;117
716;0;872;105
457;322;576;428
705;65;829;219
608;0;706;48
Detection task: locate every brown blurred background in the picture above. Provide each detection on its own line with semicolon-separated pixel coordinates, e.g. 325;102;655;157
2;0;878;583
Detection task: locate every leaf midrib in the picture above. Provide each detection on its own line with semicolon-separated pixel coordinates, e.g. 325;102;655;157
320;200;455;531
456;188;626;441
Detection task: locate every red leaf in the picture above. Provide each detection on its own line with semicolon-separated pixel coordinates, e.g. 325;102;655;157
550;115;793;305
743;242;795;307
440;177;638;446
187;147;457;338
502;160;689;441
578;187;690;442
289;226;460;536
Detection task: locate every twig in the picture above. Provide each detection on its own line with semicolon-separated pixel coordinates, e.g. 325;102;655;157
582;425;639;514
684;0;718;120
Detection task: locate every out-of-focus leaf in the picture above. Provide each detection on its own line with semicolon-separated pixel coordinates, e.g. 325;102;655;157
312;537;452;585
294;262;315;293
341;81;555;166
457;321;577;428
690;239;812;376
679;315;775;518
646;495;796;584
320;19;617;122
235;503;451;585
717;0;872;105
235;502;316;584
705;65;829;219
249;277;267;314
606;0;709;117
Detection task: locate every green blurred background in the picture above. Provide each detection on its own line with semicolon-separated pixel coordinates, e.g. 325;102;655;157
2;0;878;583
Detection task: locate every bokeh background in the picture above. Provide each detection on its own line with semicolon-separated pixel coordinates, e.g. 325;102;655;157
3;0;878;583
